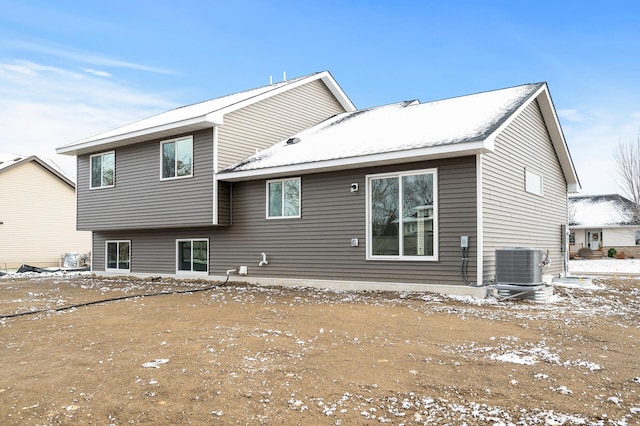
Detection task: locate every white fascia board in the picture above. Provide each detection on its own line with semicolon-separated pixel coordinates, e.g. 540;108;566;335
215;71;356;117
56;116;218;156
569;224;640;229
534;85;581;192
320;72;357;111
218;139;491;182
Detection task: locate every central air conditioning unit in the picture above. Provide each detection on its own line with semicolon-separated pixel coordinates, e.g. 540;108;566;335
495;247;545;285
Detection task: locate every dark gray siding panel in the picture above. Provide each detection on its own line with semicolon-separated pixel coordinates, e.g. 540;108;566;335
213;157;477;286
93;228;215;273
482;100;568;282
92;157;478;287
78;129;214;231
217;181;231;226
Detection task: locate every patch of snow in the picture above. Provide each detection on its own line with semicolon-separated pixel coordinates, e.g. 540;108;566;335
569;258;640;274
490;352;536;365
141;359;169;368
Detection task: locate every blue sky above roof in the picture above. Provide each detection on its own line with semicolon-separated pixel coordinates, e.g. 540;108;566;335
0;0;638;194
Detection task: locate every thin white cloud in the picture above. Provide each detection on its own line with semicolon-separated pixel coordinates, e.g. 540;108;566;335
557;108;584;122
81;67;112;78
4;39;175;75
0;59;178;180
562;106;640;195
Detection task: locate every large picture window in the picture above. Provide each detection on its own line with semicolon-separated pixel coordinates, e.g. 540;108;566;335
176;239;208;273
90;151;115;189
161;136;193;179
367;169;438;260
106;240;130;271
266;177;300;218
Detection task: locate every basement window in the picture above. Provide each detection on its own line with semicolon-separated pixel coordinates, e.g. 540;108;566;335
176;239;208;273
106;240;130;271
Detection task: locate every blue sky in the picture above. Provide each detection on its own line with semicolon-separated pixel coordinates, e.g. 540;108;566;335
1;0;638;195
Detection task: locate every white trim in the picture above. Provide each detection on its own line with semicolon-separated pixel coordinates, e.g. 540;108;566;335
212;126;219;225
56;71;355;157
220;140;490;182
365;168;438;261
535;85;581;193
476;154;484;286
175;238;209;274
265;177;302;219
89;151;115;189
160;135;194;181
105;240;131;272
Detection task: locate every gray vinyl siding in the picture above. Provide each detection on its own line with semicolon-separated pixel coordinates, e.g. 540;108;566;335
217;79;346;170
217;181;232;225
93;228;213;273
482;100;568;282
92;156;478;287
77;129;214;231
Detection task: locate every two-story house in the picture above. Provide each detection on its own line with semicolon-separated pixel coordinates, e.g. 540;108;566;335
57;71;579;296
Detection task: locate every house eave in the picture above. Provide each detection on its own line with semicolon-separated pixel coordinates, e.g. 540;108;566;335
0;155;75;188
569;224;640;229
218;139;491;182
56;118;218;156
56;71;355;157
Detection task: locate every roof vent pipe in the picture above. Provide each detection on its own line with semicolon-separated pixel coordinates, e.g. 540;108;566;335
286;137;300;145
283;71;286;81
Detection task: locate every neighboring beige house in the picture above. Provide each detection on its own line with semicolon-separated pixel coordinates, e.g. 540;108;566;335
0;154;91;270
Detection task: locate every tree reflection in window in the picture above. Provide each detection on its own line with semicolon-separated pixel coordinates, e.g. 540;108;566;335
162;137;192;179
370;170;436;258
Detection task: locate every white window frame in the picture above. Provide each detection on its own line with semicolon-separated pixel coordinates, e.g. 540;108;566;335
175;238;209;274
105;240;131;272
266;177;301;219
160;135;194;180
366;168;438;261
90;151;115;189
525;168;544;196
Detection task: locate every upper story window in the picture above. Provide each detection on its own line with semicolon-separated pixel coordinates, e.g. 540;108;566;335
161;136;193;180
367;169;438;261
525;169;543;196
267;177;300;218
90;151;115;189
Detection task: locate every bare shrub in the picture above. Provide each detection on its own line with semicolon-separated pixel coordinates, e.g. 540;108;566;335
577;247;594;259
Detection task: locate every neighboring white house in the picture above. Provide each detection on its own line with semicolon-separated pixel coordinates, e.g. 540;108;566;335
0;154;91;269
568;194;640;257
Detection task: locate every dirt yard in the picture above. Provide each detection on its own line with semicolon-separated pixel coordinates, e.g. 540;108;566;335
0;273;638;425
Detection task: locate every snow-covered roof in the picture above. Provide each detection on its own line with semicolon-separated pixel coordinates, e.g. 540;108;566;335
218;82;578;191
56;71;355;156
569;194;640;228
0;153;75;187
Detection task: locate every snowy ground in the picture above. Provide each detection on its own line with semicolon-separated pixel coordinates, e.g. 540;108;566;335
569;258;640;275
1;272;639;424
